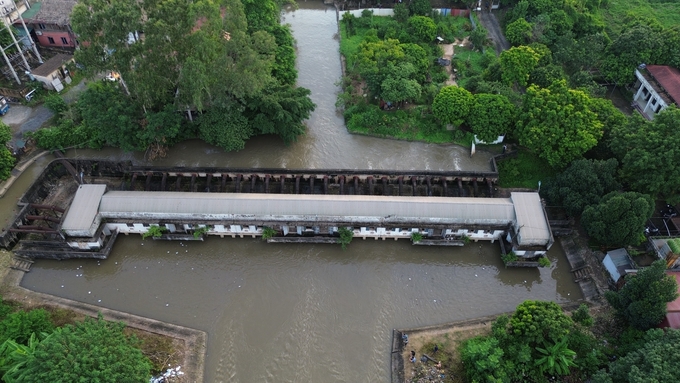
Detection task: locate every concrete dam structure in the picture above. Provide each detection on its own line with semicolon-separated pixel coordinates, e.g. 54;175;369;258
1;159;553;261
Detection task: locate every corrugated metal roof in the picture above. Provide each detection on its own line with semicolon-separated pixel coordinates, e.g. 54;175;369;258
99;192;517;225
511;192;551;246
32;54;73;77
61;184;107;231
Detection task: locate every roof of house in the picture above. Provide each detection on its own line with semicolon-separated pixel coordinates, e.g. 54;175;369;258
661;272;680;329
31;54;73;77
20;2;42;20
510;192;552;246
23;0;76;26
98;192;519;224
603;248;633;282
61;184;107;233
646;65;680;105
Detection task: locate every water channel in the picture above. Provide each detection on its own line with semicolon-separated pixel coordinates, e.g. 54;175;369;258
13;2;582;382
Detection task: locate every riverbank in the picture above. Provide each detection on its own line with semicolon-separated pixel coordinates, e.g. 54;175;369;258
0;249;206;382
393;300;599;383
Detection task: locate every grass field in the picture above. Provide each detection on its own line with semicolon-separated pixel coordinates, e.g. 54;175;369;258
497;150;556;189
599;0;680;33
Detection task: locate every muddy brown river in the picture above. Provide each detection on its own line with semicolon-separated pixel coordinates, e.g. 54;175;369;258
13;2;582;382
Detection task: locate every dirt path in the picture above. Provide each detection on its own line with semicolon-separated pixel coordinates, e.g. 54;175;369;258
441;43;458;86
478;10;510;55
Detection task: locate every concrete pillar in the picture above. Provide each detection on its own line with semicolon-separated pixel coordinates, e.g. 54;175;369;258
382;177;388;195
643;95;655;114
398;176;403;196
368;176;374;195
295;176;300;194
175;175;182;191
280;176;285;193
426;176;432;196
145;173;152;191
633;83;645;101
354;176;359;195
206;174;212;192
191;174;196;192
323;176;328;194
251;174;257;192
339;176;345;195
265;174;270;193
161;173;167;191
309;175;315;194
235;174;242;193
443;177;448;196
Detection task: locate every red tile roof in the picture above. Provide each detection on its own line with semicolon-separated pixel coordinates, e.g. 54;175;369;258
646;65;680;105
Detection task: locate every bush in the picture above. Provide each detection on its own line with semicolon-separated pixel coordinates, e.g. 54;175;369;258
0;309;54;345
538;256;551;267
337;227;354;250
262;226;277;240
142;225;166;239
411;232;423;242
4;315;151;383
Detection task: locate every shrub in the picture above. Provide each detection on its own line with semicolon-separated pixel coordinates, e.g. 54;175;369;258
411;232;423;243
193;225;211;239
142;225;166;239
262;226;277;240
337;227;354;250
538;257;551;267
0;309;54;345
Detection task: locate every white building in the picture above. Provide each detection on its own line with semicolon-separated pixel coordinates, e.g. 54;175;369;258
632;65;680;120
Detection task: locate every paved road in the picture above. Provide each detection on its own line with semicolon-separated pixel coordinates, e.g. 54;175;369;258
478;10;510;55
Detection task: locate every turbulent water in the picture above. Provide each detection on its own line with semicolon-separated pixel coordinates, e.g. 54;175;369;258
16;2;583;382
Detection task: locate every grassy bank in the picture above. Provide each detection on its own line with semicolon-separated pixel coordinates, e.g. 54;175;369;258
599;0;680;33
497;150;556;188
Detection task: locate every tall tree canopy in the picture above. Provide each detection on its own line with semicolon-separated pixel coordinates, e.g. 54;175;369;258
609;106;680;204
432;86;473;127
515;80;602;168
0;122;14;180
581;191;654;248
543;158;621;216
592;329;680;383
605;260;678;330
500;45;542;87
71;0;314;153
467;93;515;143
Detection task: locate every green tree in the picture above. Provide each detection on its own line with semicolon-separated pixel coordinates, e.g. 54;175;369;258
543;158;621;216
432;86;473;127
469;25;490;51
5;315;151;382
78;81;144;152
407;16;437;43
505;18;533;46
408;0;432;16
582;191;654;248
509;300;573;345
500;45;541;87
610;106;680;204
270;24;298;86
460;336;509;383
245;84;316;145
528;64;566;88
468;93;514;143
0;309;54;346
605;260;678;330
571;304;594;327
393;2;409;23
198;104;253;152
600;25;662;85
593;329;680;383
0;122;14;180
515;80;602;168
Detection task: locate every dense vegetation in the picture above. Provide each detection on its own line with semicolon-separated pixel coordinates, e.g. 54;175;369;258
338;7;482;145
0;122;15;181
30;0;314;157
0;298;166;382
461;293;680;382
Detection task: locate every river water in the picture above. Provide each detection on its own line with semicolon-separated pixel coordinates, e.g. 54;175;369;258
16;2;582;382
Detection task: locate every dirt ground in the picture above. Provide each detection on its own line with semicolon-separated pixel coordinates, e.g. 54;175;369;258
403;321;492;383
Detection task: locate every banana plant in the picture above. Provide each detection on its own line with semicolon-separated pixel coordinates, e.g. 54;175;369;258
534;337;576;376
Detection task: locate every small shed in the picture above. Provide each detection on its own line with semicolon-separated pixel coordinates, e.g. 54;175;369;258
602;248;635;284
31;54;74;91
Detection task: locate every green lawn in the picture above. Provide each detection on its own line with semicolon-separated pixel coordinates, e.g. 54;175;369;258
497;150;556;189
599;0;680;33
